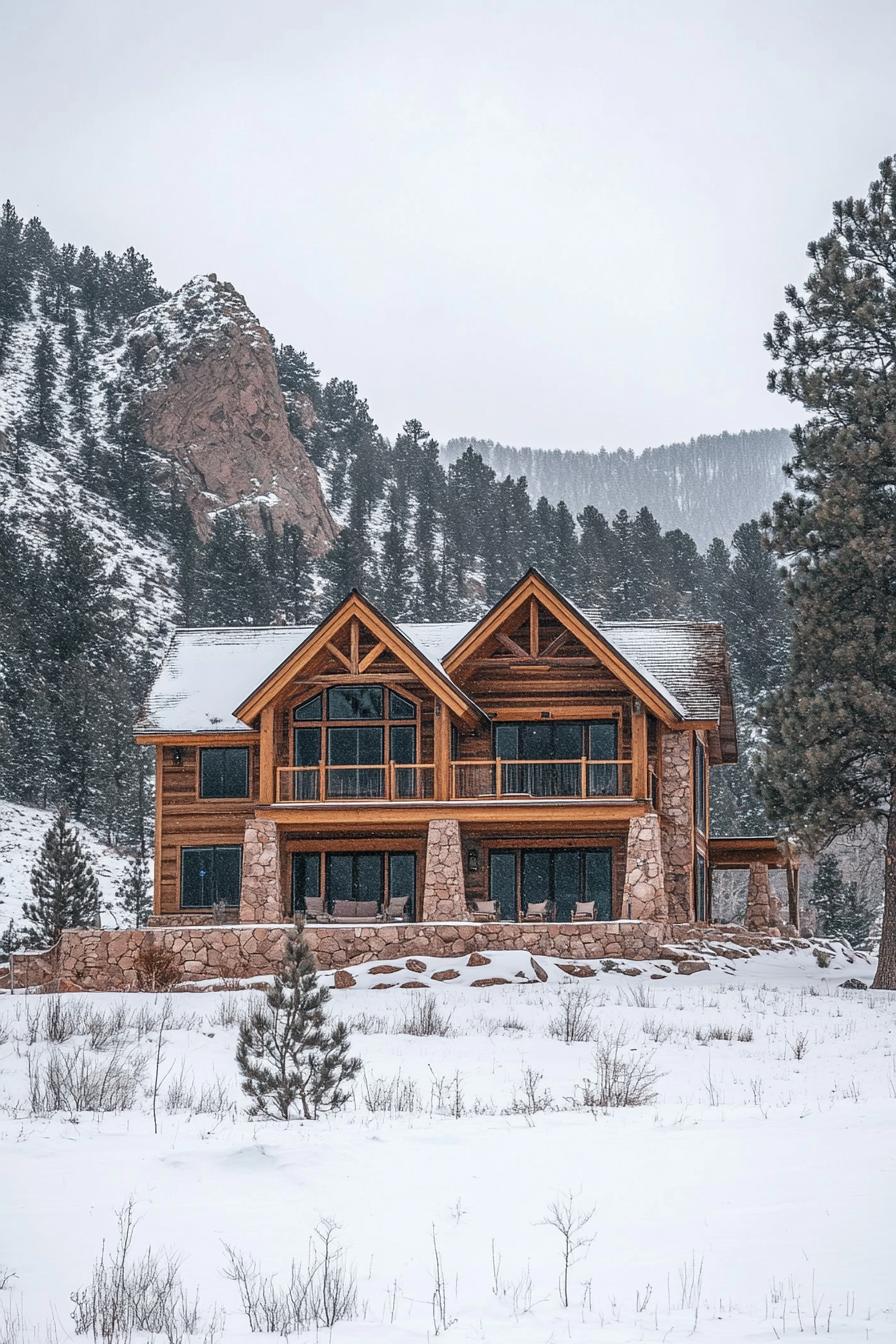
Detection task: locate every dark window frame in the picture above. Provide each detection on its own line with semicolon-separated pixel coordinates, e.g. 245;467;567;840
290;849;417;920
290;685;421;799
180;844;243;909
198;747;250;799
694;737;708;835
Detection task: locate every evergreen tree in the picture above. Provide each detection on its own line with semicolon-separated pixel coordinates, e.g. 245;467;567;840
811;852;877;947
26;324;60;445
235;927;360;1120
276;343;321;438
0;919;20;958
576;505;613;610
699;538;732;619
22;810;101;947
275;522;314;624
117;855;151;928
196;513;274;625
379;485;412;617
756;154;896;989
0;200;31;369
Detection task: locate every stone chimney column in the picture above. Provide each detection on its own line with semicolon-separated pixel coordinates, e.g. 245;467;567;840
659;729;695;922
622;812;668;922
240;818;284;923
421;819;468;920
745;862;772;931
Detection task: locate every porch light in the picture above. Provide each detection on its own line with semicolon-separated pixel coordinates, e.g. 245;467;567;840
467;848;480;873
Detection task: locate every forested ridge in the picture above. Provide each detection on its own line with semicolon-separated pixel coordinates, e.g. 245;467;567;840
0;199;791;857
443;429;794;548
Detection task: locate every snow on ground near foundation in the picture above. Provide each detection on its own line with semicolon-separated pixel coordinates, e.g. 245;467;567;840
0;800;131;930
0;947;893;1341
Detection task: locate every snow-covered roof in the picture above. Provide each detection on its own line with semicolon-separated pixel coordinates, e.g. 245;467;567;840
137;613;732;742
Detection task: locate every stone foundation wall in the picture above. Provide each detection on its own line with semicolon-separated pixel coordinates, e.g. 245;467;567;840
33;918;679;991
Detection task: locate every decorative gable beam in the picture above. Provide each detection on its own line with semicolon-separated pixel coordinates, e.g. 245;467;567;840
233;592;483;727
443;569;690;727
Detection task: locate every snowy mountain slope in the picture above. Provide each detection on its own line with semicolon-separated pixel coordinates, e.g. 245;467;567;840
0;801;132;932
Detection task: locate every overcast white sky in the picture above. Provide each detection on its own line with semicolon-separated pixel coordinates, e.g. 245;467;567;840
2;0;894;451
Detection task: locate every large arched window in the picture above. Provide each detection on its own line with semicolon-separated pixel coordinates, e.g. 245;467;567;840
291;685;419;798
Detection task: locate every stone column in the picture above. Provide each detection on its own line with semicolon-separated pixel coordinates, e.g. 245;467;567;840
745;862;772;931
622;812;668;922
421;819;468;920
659;730;695;922
240;818;284;923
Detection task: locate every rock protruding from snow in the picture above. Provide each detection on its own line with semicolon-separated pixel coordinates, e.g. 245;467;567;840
121;275;337;550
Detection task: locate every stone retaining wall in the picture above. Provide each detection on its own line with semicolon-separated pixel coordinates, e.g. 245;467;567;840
13;917;802;993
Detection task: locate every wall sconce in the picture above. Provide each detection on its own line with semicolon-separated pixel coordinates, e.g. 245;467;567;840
467;848;480;873
172;748;184;767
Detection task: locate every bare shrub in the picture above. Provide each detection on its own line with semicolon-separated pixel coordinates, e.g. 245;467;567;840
29;1045;146;1115
540;1192;595;1308
85;1006;129;1052
641;1016;674;1043
399;998;453;1037
165;1065;197;1113
134;938;181;992
195;1074;235;1116
37;997;88;1043
573;1028;660;1109
503;1067;554;1117
346;1011;390;1035
360;1071;422;1114
129;1003;161;1040
70;1201;200;1344
547;988;597;1043
224;1222;357;1332
788;1031;810;1060
621;984;656;1009
736;1024;754;1042
695;1024;734;1042
211;996;252;1030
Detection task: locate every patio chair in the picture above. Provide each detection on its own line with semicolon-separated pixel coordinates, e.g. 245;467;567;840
331;899;381;923
522;901;549;922
298;895;330;923
571;900;595;922
468;898;498;922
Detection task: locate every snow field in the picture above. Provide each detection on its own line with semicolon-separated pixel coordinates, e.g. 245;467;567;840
0;946;893;1342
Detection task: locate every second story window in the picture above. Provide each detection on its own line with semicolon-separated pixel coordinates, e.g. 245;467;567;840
199;747;249;799
493;719;619;796
291;686;419;798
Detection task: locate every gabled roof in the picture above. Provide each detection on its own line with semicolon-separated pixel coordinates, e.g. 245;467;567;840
136;573;737;761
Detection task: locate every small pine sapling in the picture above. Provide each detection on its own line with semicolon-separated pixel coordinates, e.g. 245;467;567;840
117;855;151;928
22;809;101;947
236;927;360;1120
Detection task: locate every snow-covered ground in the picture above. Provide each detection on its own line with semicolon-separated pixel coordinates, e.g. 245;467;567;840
0;800;131;932
0;943;892;1341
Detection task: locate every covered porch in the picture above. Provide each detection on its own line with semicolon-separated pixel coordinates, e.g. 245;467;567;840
708;835;801;932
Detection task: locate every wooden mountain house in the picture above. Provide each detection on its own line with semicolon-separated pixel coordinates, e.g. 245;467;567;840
136;571;797;932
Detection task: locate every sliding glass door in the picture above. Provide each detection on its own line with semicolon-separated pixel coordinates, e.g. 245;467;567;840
489;847;613;921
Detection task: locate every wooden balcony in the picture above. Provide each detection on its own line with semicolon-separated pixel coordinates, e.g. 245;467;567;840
275;758;632;803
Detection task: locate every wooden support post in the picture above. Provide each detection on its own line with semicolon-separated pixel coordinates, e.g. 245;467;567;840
632;700;648;800
259;706;275;804
529;596;539;657
349;618;360;673
434;702;452;800
496;757;503;799
580;756;588;798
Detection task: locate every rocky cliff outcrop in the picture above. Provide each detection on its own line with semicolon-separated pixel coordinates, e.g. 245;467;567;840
121;275;336;551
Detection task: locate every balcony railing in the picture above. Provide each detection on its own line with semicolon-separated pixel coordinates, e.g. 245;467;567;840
276;763;435;802
275;758;633;802
451;758;632;800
